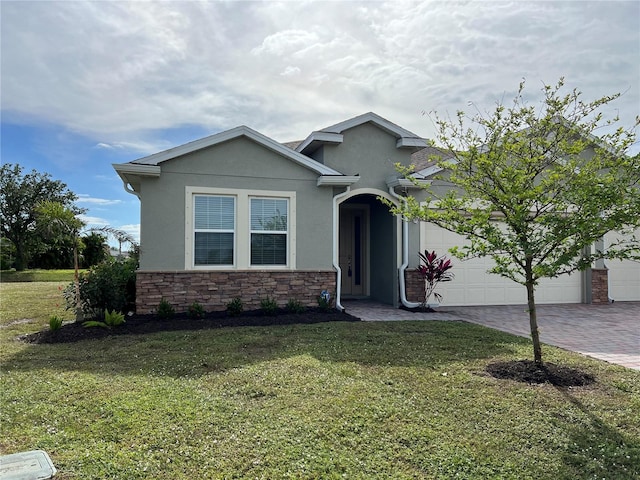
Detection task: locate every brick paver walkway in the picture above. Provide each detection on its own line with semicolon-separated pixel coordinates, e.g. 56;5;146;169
343;300;640;370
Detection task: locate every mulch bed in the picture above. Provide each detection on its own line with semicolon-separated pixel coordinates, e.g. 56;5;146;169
22;308;361;344
486;360;596;387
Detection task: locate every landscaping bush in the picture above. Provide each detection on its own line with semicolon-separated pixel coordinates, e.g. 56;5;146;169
188;301;205;318
226;297;243;316
157;298;175;319
63;258;136;318
260;296;278;316
83;309;126;329
49;315;63;331
286;298;305;314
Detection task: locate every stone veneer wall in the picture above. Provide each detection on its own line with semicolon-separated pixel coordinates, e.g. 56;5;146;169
590;268;609;304
404;270;425;304
136;270;336;314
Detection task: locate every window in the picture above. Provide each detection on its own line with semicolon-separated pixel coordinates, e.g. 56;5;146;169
250;198;288;265
193;195;235;265
186;187;295;269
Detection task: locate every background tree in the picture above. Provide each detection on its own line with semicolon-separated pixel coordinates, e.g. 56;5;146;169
0;238;17;270
36;200;86;319
388;79;640;365
81;232;109;267
0;164;84;270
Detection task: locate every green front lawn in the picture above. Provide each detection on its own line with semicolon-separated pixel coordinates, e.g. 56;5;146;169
1;283;639;479
0;269;82;283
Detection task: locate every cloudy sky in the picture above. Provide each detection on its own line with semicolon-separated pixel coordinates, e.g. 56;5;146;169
2;0;638;244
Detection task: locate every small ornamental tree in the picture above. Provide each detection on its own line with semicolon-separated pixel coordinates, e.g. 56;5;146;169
416;250;454;309
385;78;640;366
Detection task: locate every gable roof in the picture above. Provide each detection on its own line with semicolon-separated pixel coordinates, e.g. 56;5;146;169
113;125;361;195
127;125;342;176
296;112;429;155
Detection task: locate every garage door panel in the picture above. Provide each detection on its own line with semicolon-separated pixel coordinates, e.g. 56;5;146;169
421;223;582;306
605;230;640;302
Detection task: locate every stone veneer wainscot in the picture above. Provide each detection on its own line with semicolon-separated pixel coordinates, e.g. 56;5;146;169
136;270;336;314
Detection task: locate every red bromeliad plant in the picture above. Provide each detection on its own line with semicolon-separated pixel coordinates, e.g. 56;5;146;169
417;250;454;309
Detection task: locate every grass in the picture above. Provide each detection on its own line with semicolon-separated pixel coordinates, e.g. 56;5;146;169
0;269;83;283
1;283;639;479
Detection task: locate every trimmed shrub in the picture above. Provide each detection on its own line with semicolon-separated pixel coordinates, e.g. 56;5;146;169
260;296;278;316
188;302;205;319
157;298;175;319
286;298;305;314
226;297;243;317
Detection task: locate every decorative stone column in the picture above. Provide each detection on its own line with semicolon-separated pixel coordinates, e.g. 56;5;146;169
590;268;609;304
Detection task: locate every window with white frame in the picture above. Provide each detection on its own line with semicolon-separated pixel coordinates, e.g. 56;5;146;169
186;187;295;269
250;197;288;265
193;195;235;266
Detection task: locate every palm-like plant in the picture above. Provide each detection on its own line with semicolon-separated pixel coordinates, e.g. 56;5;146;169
417;250;454;310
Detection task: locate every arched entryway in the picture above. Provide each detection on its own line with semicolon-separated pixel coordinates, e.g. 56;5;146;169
338;191;399;306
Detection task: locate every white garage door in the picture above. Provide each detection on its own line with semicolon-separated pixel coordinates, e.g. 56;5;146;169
421;223;583;306
605;230;640;302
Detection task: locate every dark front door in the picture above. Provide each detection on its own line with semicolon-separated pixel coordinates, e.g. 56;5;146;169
339;207;367;296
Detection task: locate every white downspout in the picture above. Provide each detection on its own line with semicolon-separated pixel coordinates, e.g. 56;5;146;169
333;186;351;311
389;186;422;309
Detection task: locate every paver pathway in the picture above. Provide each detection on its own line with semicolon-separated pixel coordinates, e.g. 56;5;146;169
343;300;640;370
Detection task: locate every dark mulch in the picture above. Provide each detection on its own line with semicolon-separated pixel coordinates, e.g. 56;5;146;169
486;360;596;387
22;308;360;344
399;305;438;313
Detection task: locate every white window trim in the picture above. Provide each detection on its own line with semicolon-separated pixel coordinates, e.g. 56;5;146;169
193;194;236;268
185;186;296;270
250;197;289;267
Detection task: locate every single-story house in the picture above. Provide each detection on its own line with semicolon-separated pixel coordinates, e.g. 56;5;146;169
113;112;639;314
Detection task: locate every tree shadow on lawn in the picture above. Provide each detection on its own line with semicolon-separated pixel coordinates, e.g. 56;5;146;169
554;387;640;479
4;317;532;378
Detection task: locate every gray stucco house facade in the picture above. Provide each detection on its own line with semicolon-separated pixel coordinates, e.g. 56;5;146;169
114;113;432;314
114;112;639;314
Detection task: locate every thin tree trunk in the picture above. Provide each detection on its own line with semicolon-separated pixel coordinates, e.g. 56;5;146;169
525;267;543;365
73;240;83;322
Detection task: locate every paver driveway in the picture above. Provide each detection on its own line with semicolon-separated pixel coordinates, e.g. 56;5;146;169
343;300;640;370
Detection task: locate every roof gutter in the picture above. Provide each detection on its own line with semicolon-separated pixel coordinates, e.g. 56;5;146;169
112;163;161;199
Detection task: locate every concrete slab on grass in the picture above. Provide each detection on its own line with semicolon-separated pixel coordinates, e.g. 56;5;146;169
0;450;56;480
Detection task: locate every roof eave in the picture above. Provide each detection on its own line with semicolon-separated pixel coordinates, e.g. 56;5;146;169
112;163;161;197
317;175;360;187
297;132;344;155
396;137;429;149
113;163;162;176
386;177;431;189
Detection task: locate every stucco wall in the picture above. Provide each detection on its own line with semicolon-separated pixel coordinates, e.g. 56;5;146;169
322;123;415;190
138;136;335;271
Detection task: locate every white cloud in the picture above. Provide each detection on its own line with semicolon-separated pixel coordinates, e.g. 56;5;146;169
95;142;117;150
1;0;638;147
117;224;141;244
78;215;110;226
280;66;301;77
76;194;123;206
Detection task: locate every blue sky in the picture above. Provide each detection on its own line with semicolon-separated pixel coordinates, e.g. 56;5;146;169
2;1;639;246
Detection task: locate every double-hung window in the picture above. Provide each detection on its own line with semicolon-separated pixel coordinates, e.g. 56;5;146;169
193;195;235;266
250;197;288;266
187;187;295;269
